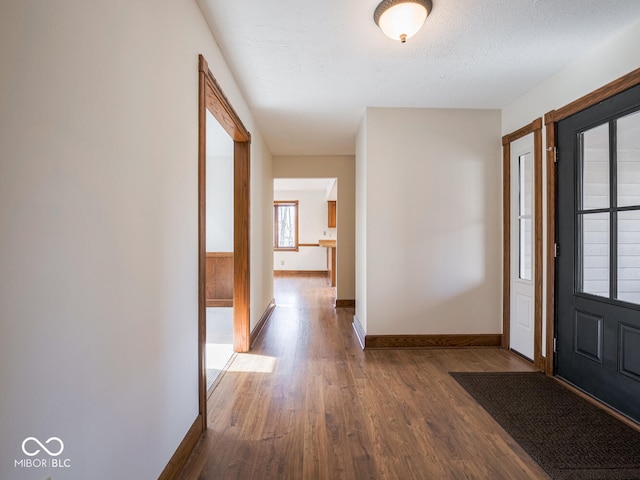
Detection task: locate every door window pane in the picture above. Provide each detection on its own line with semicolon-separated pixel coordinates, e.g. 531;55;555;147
580;123;609;210
580;212;610;297
519;217;532;281
618;210;640;304
518;153;533;280
617;110;640;208
519;153;533;216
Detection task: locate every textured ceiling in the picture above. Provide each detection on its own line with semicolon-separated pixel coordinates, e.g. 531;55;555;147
197;1;640;156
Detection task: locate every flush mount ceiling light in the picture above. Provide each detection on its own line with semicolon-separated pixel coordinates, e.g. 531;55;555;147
374;0;432;43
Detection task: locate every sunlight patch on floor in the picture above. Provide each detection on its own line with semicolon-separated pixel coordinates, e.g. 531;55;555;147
228;353;276;373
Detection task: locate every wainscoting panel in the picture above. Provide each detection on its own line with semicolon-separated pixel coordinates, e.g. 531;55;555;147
206;252;233;307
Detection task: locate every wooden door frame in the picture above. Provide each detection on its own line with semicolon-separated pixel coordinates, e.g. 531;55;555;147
502;118;544;369
198;54;251;429
543;67;640;375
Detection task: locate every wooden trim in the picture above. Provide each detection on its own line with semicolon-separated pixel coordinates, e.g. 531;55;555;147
502;141;511;350
158;415;203;480
199;55;250;142
501;117;544;370
502;118;542;145
250;298;276;347
206;252;233;258
298;243;320;247
545;121;557;375
543;68;640;376
197;59;208;430
335;299;355;308
234;139;251;353
352;315;366;349
533;126;544;370
364;334;502;349
206;299;233;308
274;270;328;277
198;54;252;435
545;67;640;124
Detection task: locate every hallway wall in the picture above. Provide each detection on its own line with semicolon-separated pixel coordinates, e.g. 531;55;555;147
0;1;273;478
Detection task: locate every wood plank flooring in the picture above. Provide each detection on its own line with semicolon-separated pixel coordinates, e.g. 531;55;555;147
177;275;550;480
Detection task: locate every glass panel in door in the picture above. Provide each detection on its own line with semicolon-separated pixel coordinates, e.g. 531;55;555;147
580;212;610;297
617;110;640;208
519;152;533;281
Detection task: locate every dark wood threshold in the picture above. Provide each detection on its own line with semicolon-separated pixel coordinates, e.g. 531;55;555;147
552;376;640;432
158;415;203;480
508;348;535;365
250;298;276;347
336;299;355;308
364;334;502;349
274;270;328;277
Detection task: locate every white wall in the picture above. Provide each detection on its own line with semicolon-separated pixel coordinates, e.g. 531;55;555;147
358;108;502;335
0;1;272;479
273;156;356;301
251;136;276;330
206;153;234;251
206;155;233;252
274;189;333;271
205;111;234;252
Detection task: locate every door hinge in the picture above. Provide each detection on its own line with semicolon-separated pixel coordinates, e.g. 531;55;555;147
553;338;557;353
547;146;558;163
554;243;560;257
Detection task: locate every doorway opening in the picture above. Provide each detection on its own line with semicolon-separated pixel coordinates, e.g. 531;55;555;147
543;68;640;422
204;110;235;392
198;55;251;428
555;83;640;422
502;118;544;369
273;178;338;301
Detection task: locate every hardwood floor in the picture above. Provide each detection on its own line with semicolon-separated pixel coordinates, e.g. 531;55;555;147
177;275;549;479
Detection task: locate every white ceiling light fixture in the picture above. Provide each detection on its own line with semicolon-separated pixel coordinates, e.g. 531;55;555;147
374;0;432;43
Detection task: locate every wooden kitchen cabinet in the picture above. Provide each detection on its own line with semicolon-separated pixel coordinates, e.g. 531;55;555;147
328;201;336;228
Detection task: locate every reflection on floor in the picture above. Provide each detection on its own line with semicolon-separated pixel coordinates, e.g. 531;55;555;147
206;307;234;391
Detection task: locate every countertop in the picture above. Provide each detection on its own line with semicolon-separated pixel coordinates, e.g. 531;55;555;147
318;239;336;248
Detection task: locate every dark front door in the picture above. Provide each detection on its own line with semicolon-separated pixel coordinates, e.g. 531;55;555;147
556;83;640;422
